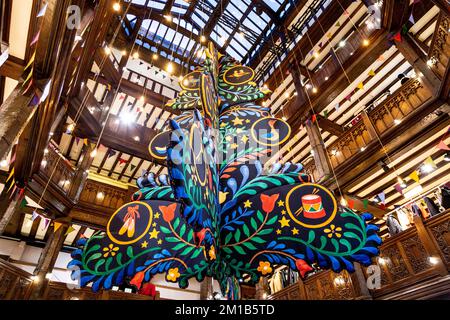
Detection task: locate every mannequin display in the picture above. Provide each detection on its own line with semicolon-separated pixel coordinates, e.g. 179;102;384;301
418;200;431;219
441;185;450;210
269;270;284;294
396;209;411;230
386;214;403;236
423;196;441;217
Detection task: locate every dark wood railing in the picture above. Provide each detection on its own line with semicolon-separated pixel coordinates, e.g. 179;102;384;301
39;144;76;196
328;78;433;167
78;179;131;212
428;11;450;80
268;210;450;300
0;259;160;300
0;259;33;300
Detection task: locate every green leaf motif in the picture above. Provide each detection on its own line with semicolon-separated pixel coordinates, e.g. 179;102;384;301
251;218;258;231
251;236;265;244
234;246;246;255
225;233;233;245
126;246;134;258
243;224;250;237
234;229;241;243
331;238;340;252
257;211;264;222
308;230;315;243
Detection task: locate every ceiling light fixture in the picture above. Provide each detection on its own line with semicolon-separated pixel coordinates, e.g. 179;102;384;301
113;3;121;11
339;40;346;48
362;39;369;46
133;52;140;59
166;62;174;74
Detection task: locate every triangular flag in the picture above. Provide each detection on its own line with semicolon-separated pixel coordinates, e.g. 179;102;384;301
28;94;40;107
378;192;386;204
107;149;117;158
83;138;88;146
409;13;415;24
24;52;36;71
327;33;332;39
19;198;28;208
22;68;34;85
36;3;48;17
130;164;136;172
394;183;403;195
345;93;352;101
377;55;385;62
392;32;402;42
31;210;40;221
323;110;329;119
348;199;355;209
9;152;16;165
53;222;62;232
65;225;76;236
44;218;50;228
22;79;34;95
380;203;386;210
335;103;340;111
6;168;15;182
437;140;450;151
424;156;437;168
409;170;420;183
311;114;317;123
357;82;364;90
119;95;125;100
363;199;368;209
30;31;40;46
335;21;341;27
118;158;128;165
75;137;80;145
368;69;376;76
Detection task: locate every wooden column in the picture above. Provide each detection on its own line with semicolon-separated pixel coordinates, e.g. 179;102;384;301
413;215;448;276
67;144;94;203
29;217;71;300
200;276;213;300
0;192;22;235
304;120;332;181
0;86;36;161
395;33;442;94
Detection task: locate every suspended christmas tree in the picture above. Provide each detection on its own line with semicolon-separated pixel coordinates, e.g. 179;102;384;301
70;43;381;299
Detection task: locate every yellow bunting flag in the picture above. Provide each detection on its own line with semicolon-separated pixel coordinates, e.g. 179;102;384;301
424;156;437;168
65;225;75;236
22;68;34;85
7;178;15;193
368;69;376;77
83;138;88;146
327;33;332;39
357;82;364;90
409;170;420;183
24;52;36;71
53;222;62;232
6;168;15;182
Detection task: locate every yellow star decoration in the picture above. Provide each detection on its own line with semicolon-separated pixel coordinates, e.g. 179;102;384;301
245;119;250;123
241;135;249;143
220;122;227;128
157;239;163;245
279;216;291;228
232;117;243;126
225;136;232;142
154;212;160;219
276;229;282;235
149;228;160;239
292;228;299;235
231;143;238;149
141;241;148;248
281;209;286;215
277;200;285;207
152;222;157;227
243;199;252;208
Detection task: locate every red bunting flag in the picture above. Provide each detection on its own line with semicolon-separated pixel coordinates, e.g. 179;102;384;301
118;158;128;165
392;32;402;42
348;199;355;209
437;140;450;151
394;183;403;195
311;114;317;123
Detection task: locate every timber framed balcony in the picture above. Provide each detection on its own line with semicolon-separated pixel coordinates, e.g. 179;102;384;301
268;210;450;300
428;12;450;81
327;77;434;168
0;258;160;300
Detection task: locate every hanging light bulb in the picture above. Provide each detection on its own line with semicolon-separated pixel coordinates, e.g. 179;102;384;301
139;96;145;103
133;51;140;59
152;53;158;60
339;40;346;48
164;15;172;22
121;50;127;56
166;62;174;74
113;3;121;11
312;87;318;94
200;35;206;43
90;148;98;158
362;39;370;46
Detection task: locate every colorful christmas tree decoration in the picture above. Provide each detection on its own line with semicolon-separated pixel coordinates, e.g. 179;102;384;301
70;43;381;299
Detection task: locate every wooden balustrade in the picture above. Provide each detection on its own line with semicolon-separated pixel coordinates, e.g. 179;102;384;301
0;259;160;300
327;78;433;167
268;269;364;300
268;210;450;300
42;281;160;300
77;179;132;212
40;145;76;196
303;160;321;182
428;12;450;80
0;259;33;300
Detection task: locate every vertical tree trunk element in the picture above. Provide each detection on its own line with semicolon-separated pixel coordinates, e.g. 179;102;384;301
304;121;332;181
